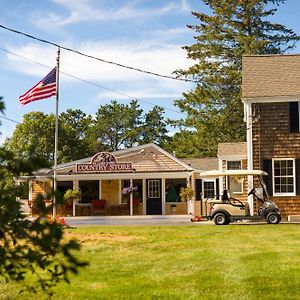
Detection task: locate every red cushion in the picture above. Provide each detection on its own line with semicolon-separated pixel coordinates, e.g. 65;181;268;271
91;199;106;208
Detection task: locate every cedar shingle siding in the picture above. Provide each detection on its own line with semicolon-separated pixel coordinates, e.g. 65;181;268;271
251;103;300;216
243;54;300;216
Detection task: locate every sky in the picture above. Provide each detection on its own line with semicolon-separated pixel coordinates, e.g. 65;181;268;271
0;0;300;144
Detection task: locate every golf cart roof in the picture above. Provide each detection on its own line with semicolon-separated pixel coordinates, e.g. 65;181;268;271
199;169;268;178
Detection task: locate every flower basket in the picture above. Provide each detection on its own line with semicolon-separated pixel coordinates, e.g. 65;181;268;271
122;186;138;195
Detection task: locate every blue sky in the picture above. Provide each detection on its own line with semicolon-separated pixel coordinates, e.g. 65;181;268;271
0;0;299;143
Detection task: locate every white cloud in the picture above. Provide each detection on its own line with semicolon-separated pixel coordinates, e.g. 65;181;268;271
6;39;191;83
32;0;191;29
5;35;193;111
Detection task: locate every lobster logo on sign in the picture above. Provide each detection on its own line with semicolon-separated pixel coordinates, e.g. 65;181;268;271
91;152;117;164
76;152;133;173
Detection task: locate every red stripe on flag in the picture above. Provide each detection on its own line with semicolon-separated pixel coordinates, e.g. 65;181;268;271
19;68;57;105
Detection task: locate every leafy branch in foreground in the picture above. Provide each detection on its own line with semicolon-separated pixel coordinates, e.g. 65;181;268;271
0;153;87;295
0;96;87;295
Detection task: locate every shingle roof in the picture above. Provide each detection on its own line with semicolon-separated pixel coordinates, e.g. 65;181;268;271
217;142;247;157
242;54;300;98
34;144;193;176
181;157;218;171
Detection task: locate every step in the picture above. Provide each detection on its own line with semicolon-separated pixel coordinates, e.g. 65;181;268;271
288;215;300;222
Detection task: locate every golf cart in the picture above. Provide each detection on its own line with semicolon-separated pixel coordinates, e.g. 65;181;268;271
199;170;281;225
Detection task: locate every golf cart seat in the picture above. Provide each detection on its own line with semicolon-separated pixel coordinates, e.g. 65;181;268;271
221;190;230;203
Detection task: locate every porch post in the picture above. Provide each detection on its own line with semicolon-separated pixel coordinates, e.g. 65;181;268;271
162;178;166;215
29;180;33;201
73;180;79;216
130;179;133;216
142;179;146;215
99;180;102;199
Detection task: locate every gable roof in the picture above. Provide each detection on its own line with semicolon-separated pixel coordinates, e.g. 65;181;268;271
34;143;194;176
218;142;247;157
181;157;218;171
242;54;300;99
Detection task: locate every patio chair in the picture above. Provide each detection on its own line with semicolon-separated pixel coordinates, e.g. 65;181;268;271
91;199;106;215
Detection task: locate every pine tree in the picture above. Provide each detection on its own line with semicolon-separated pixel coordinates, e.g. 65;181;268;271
173;0;299;157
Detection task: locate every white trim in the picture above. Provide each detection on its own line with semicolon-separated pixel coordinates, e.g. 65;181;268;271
162;178;166;215
242;96;300;104
218;158;223;192
29;181;32;201
142;179;146;215
129;179;133;216
202;179;216;199
56;172;192;181
245;100;254;215
218;155;247;160
118;179;121;204
272;158;296;196
226;160;243;194
147;179;160;198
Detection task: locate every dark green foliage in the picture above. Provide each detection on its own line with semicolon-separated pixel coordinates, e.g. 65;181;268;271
92;100;143;151
5;101;169;162
140;106;170;146
173;0;300;157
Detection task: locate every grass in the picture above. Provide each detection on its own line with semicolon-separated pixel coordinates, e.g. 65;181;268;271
1;224;300;299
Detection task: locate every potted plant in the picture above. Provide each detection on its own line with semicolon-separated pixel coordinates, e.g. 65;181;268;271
64;189;81;203
63;189;81;216
170;203;177;214
179;186;194;202
179;186;195;215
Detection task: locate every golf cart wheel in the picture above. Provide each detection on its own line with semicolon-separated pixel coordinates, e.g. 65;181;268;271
266;212;281;224
214;212;228;225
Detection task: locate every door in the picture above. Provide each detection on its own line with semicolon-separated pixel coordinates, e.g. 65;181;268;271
146;179;162;215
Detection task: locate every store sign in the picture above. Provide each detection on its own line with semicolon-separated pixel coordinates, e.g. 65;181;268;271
76;152;133;173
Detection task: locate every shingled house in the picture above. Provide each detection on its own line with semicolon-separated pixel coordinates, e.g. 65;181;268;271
17;144;195;216
243;54;300;216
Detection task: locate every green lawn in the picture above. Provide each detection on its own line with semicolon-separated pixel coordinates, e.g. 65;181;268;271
1;224;300;299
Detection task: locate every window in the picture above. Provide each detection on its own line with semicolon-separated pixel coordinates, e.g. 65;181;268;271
148;180;160;198
273;159;295;196
203;181;215;198
227;161;242;193
289;102;300;133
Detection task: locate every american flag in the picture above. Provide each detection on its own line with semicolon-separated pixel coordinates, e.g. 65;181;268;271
19;68;57;105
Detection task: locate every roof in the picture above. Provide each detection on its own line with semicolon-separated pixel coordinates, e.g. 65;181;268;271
242;54;300;99
33;144;194;176
199;169;267;178
217;142;247;157
181;157;218;171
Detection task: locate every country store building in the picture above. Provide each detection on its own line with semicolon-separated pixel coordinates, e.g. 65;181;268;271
16;142;250;217
17;144;200;216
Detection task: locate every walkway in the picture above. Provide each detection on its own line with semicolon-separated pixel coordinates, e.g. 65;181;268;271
64;215;195;226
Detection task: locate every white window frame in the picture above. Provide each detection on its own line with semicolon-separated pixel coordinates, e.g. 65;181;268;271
272;158;296;196
226;160;243;194
202;179;216;199
148;180;160;198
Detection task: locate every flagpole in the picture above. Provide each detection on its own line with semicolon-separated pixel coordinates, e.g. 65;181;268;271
53;47;60;219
